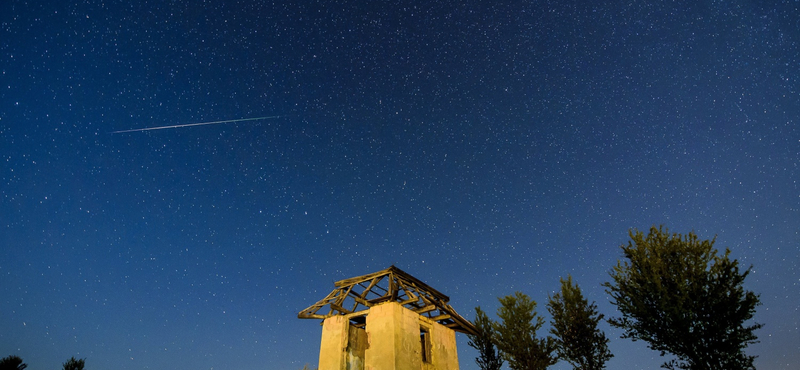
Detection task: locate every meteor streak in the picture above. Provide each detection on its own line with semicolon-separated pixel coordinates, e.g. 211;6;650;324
111;115;282;134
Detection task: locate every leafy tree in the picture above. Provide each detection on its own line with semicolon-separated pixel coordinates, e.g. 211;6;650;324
0;355;27;370
492;292;557;370
547;275;613;370
603;226;762;370
62;357;85;370
468;306;504;370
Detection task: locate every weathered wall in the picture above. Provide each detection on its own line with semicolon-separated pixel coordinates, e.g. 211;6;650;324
318;302;460;370
318;315;367;370
347;324;367;370
319;315;347;370
422;315;459;370
364;301;421;370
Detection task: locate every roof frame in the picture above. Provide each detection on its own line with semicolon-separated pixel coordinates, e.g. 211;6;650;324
298;266;477;335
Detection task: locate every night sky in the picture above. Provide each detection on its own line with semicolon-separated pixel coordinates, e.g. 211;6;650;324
1;1;798;369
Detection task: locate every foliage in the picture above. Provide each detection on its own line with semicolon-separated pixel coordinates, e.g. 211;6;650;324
468;306;504;370
62;357;85;370
0;355;27;370
547;275;613;370
492;292;557;370
603;226;763;370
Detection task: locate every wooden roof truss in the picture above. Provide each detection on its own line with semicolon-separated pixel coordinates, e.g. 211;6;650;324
298;266;476;335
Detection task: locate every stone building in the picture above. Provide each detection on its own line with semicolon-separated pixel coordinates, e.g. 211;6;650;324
298;266;477;370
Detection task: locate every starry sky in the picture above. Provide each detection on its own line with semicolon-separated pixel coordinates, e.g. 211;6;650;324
1;0;798;369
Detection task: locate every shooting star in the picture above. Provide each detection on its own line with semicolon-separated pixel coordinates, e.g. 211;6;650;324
111;115;283;134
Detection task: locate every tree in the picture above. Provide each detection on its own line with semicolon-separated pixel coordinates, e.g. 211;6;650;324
0;355;27;370
492;292;557;370
62;357;85;370
547;275;613;370
603;226;762;370
468;306;504;370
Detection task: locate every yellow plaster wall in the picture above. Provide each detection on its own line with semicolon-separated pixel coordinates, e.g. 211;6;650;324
318;315;367;370
319;316;348;370
363;302;406;370
364;301;420;370
319;315;348;370
346;324;367;370
319;302;460;370
422;316;459;370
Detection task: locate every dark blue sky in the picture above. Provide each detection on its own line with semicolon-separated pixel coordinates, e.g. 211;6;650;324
1;1;798;369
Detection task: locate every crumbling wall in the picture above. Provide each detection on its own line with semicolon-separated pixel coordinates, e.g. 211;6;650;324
319;316;367;370
318;302;460;370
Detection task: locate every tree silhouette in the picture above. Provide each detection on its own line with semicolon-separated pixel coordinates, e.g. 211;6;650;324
0;355;27;370
62;357;85;370
547;275;612;370
604;226;762;370
492;292;557;370
468;306;504;370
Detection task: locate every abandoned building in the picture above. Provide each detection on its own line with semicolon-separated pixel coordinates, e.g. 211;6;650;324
298;266;477;370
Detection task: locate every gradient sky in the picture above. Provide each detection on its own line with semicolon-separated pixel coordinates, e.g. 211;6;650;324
1;1;798;369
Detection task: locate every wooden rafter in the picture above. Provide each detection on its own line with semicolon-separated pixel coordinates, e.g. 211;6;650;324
298;266;477;335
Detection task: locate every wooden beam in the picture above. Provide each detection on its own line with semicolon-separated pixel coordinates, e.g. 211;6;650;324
300;266;479;336
385;266;451;302
334;267;393;287
396;279;418;301
368;295;392;304
388;274;397;300
297;313;327;319
414;305;437;314
360;276;382;298
352;295;371;307
400;297;421;306
330;303;352;314
344;308;370;318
